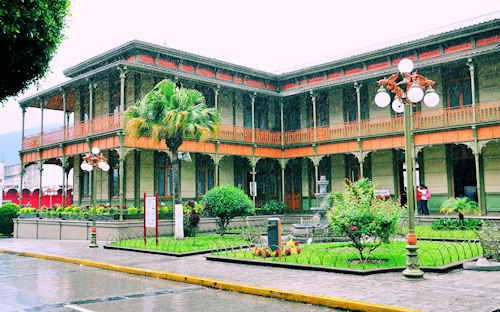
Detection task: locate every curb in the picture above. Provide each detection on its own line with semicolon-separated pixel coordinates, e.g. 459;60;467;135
0;248;421;312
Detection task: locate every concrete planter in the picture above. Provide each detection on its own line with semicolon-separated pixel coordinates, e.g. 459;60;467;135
13;214;315;241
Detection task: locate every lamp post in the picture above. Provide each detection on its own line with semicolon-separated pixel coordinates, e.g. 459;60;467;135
374;58;439;279
44;188;57;209
81;147;110;248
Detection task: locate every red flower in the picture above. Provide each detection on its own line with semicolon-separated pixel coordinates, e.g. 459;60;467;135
285;248;291;256
265;250;271;258
257;249;262;256
294;241;299;246
352;226;358;231
275;250;281;257
297;248;301;254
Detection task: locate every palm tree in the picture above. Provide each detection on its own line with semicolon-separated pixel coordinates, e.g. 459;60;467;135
440;197;480;225
125;79;220;206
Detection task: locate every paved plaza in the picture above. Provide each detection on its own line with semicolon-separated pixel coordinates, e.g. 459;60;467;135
0;238;499;312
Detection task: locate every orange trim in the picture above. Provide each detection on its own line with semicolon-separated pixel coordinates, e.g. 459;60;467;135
246;79;266;88
41;147;62;160
299;80;306;86
267;84;275;90
235;77;243;83
418;49;441;59
308;76;325;84
92;137;119;150
478;125;500;140
125;55;136;62
362;136;404;150
22;152;39;163
283;146;314;158
344;67;364;76
64;142;89;156
158;59;177;69
140;55;154;64
444;42;472;54
181;64;195;73
218;143;252;156
316;141;358;155
327;72;341;80
367;61;389;71
125;136;167;149
281;82;297;90
198;68;216;77
218;73;232;81
477;35;500;46
255;147;281;158
391;55;415;65
414;129;473;146
179;140;216;154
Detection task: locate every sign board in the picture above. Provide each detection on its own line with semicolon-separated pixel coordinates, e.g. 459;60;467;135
144;196;157;228
249;182;257;196
375;189;391;197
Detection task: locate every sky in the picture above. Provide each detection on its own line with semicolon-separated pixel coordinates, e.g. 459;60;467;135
1;0;500;138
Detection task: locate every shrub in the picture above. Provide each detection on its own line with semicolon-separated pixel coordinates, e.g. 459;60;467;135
0;203;20;236
203;185;255;236
183;200;203;237
259;200;287;215
127;207;138;215
431;218;483;230
326;179;403;260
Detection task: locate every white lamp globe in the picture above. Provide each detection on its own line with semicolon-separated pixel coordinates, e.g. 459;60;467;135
92;147;100;155
102;163;110;172
80;162;86;171
398;58;414;73
423;87;440;107
392;98;405;114
98;161;105;170
407;83;424;103
375;88;391;107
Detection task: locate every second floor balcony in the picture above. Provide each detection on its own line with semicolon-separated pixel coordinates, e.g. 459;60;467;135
21;100;500;151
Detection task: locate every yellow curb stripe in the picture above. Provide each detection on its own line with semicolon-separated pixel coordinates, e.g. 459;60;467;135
0;249;421;312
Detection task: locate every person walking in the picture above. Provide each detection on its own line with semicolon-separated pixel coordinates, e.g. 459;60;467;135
416;185;423;215
421;185;430;215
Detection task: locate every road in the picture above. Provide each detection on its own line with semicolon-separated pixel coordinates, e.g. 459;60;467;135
0;253;341;312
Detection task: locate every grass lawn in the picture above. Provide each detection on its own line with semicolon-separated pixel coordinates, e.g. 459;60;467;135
111;234;252;253
214;240;482;269
400;225;478;239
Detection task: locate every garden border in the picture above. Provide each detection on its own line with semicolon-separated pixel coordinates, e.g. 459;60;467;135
205;255;481;275
103;244;252;257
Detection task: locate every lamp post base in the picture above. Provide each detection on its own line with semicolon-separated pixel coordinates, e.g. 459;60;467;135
402;244;424;279
89;233;98;248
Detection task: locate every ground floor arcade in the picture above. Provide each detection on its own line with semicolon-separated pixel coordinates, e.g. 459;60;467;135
22;139;492;215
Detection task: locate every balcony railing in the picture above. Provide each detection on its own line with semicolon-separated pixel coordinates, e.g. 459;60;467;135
20;101;500;150
22;113;121;149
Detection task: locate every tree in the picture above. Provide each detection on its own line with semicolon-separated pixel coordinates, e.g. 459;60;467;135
326;179;403;260
0;0;70;102
125;79;220;207
203;185;255;236
0;203;20;236
440;197;480;224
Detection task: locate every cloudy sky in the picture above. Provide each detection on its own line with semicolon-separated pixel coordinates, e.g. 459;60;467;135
1;0;500;137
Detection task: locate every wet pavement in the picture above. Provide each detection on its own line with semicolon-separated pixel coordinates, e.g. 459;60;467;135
0;253;337;312
1;239;499;312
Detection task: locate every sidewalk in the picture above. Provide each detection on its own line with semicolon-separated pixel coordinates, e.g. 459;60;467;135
1;238;499;312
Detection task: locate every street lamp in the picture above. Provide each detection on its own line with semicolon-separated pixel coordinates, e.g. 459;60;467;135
43;188;58;208
374;58;439;279
81;147;109;248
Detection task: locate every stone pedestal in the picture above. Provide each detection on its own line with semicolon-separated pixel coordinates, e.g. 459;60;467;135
402;244;424;279
174;204;184;240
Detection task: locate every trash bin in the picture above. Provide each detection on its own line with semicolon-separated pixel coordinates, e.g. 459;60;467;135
267;218;281;251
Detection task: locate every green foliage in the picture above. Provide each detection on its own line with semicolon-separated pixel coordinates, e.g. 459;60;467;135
431;218;483;230
326;179;403;260
127;207;138;215
440;197;480;216
125;79;220;207
258;200;287;215
203;185;255;236
0;203;20;235
0;0;70;101
20;207;36;213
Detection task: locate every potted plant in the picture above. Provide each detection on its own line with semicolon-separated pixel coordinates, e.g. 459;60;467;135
440;197;480;227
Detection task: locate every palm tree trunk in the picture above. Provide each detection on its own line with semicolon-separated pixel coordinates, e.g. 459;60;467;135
171;149;181;206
